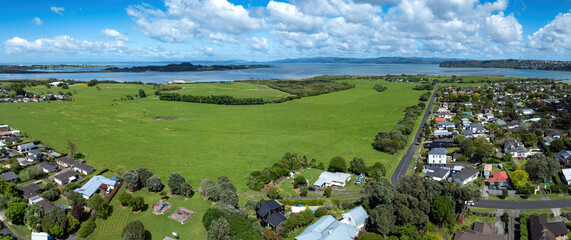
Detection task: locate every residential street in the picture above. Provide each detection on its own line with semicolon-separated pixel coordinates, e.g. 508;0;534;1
391;83;439;185
474;199;571;209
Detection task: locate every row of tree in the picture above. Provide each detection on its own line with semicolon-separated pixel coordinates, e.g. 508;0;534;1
123;168;194;198
159;92;265;105
373;103;425;154
246;153;312;191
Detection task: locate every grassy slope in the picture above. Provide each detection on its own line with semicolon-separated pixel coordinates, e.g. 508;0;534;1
1;80;422;191
169;82;292;100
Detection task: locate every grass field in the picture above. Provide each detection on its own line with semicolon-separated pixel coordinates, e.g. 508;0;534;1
169;82;292;100
87;187;212;240
1;80;424;191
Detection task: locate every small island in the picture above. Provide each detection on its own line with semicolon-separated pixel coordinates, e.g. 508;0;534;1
0;62;271;73
440;59;571;71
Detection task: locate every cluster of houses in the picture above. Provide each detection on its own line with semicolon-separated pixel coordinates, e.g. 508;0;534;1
0;126;119;216
454;214;568;240
254;199;369;240
0;90;71;103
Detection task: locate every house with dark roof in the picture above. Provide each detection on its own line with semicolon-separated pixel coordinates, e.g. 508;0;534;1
424;167;450;181
555;150;571;165
256;199;286;231
56;157;94;175
72;162;94;175
34;199;56;213
437;121;456;130
453;168;479;185
16;142;37;153
530;215;568;240
19;183;41;199
38;162;59;173
428;148;447;165
0;171;18;183
454;222;506;240
53;169;79;185
504;141;530;158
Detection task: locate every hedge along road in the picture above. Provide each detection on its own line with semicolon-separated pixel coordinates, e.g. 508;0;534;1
391;83;439;185
474;199;571;209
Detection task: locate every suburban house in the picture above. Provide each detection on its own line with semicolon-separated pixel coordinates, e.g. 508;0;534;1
424;167;450;181
295;215;359;240
435;112;454;119
466;124;487;136
555;150;571;165
256;199;287;231
72;162;94;175
483;164;493;179
25;150;44;163
562;169;571;185
454;222;506;240
30;196;56;213
530;215;568;240
56;156;94;175
340;206;368;229
38;162;59;173
437;121;456;130
53;169;80;185
74;175;119;199
433;130;453;138
31;232;49;240
504;141;530;158
313;172;352;188
453;168;479;185
0;171;18;183
16;142;37;153
19;183;41;199
488;171;510;189
4;136;21;144
428;148;447;165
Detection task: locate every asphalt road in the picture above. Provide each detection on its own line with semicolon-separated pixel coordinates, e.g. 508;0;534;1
474;199;571;209
391;83;439;185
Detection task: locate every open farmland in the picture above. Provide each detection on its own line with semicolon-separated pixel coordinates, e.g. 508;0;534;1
0;79;424;191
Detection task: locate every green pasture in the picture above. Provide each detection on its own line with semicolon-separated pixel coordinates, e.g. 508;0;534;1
169;82;292;100
1;80;424;192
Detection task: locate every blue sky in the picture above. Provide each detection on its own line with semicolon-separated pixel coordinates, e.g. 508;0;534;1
0;0;569;63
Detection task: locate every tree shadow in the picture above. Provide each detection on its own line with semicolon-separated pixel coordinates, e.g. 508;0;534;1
144;230;152;240
141;204;149;212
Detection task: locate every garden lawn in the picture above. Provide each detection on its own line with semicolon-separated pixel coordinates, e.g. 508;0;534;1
170;82;293;101
87;187;212;240
2;80;424;191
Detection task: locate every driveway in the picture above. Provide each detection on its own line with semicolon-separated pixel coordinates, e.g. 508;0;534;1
391;83;439;185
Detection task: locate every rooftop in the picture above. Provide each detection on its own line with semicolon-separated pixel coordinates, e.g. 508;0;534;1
488;171;509;183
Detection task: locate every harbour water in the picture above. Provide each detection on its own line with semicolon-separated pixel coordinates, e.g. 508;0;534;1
1;63;569;84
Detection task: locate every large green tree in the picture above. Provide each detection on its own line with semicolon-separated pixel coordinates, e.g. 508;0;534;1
525;155;559;181
136;168;153;188
123;170;141;192
328;156;347;172
6;197;27;225
207;218;232;240
146;175;164;192
430;196;452;224
168;173;186;195
349;157;367;174
122;220;146;240
24;204;44;231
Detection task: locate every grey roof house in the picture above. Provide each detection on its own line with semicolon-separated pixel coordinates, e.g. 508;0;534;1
340;206;368;229
453;168;479;185
555;150;571;164
0;171;18;183
38;162;59;173
504;141;530;158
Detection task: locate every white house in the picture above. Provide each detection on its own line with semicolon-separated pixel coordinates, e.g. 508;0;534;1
49;81;63;87
31;232;49;240
562;169;571;185
504;141;530;158
313;172;351;188
16;142;37;153
428;148;447;165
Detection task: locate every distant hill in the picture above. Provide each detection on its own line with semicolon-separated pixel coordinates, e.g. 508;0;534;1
440;59;571;71
272;57;455;64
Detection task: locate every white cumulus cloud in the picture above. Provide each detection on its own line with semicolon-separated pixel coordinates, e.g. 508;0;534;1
102;28;130;42
50;6;65;16
527;11;571;54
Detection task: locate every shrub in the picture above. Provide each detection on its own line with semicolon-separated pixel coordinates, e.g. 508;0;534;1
267;187;281;199
130;196;145;212
122;220;146;240
293;176;307;188
324;187;332;198
202;208;224;231
77;220;96;238
300;187;308;197
314;207;328;218
146;175;164;192
118;192;132;207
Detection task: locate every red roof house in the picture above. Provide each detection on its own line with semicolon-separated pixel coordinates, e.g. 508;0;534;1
436;118;446;122
488;171;510;189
